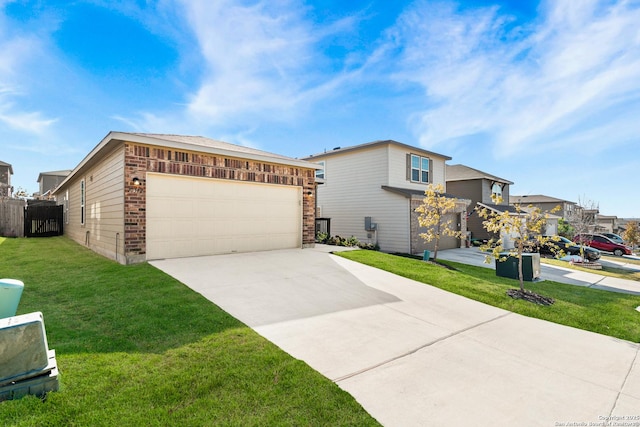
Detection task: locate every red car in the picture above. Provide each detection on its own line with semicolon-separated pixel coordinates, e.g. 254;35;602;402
573;233;632;257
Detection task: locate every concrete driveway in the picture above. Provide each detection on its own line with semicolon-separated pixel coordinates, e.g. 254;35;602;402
151;246;640;427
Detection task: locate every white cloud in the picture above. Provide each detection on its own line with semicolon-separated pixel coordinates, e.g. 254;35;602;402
384;0;640;158
0;10;57;135
179;0;350;124
0;105;57;134
113;0;365;145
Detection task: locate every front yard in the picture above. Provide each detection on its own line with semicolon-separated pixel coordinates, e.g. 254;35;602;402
0;237;379;426
336;250;640;343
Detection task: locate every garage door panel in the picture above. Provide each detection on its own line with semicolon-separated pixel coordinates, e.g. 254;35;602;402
146;174;302;259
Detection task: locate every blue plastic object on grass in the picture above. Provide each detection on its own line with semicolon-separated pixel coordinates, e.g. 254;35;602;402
0;279;24;319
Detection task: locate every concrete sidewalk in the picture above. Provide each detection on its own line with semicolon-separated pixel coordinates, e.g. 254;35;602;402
437;247;640;295
152;247;640;426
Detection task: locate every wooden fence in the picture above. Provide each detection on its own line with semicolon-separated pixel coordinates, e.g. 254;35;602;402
0;199;25;237
0;200;64;238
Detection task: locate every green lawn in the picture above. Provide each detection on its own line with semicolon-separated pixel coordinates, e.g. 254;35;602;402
0;237;379;427
336;250;640;343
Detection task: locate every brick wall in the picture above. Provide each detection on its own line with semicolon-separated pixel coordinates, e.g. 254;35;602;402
123;143;316;261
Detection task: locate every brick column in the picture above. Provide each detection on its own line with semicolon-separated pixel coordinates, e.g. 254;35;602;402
124;146;147;263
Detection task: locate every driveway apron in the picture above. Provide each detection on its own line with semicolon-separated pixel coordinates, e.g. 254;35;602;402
151;247;640;427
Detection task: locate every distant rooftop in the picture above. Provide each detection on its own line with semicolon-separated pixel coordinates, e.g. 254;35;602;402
304;139;452;160
446;164;513;185
37;170;72;182
509;194;576;205
0;160;13;174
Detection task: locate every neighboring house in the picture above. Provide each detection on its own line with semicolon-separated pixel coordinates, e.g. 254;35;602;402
617;218;640;237
52;132;318;264
37;170;72;199
0;160;13;198
572;205;600;233
445;164;516;242
595;215;618;234
509;194;576;220
304;140;469;254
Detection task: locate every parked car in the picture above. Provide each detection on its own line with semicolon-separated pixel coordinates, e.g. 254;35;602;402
600;232;625;244
525;236;601;261
573;233;632;257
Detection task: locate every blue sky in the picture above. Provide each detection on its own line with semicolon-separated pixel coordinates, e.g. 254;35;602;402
1;0;639;217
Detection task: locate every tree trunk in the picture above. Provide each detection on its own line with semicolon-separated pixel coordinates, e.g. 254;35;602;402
433;224;441;260
518;253;525;292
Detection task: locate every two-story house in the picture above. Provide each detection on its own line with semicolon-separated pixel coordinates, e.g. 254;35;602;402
304;140;469;254
445;164;516;243
509;194;576;220
0;161;13;198
595;215;618;234
37;170;72;199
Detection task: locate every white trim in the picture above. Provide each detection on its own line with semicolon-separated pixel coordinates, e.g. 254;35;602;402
410;154;429;184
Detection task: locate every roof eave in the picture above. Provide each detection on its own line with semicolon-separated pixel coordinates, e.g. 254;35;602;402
305;140;452;161
53;131;319;195
477;202;525;215
116;133;319;170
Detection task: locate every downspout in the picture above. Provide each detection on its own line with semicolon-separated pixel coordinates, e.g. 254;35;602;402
115;232;120;263
409;198;413;254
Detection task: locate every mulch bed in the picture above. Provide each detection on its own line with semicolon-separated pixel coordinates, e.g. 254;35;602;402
506;289;555;306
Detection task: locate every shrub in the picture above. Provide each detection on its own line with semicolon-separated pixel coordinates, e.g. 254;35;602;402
316;231;329;244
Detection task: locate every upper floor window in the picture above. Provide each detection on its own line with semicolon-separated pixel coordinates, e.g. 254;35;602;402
491;182;503;198
410;154;429;183
315;161;325;180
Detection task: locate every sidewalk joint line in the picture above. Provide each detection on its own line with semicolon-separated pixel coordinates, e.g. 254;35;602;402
333;311;512;383
609;342;640;417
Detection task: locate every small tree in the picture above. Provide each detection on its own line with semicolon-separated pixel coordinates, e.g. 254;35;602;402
623;221;640;250
415;183;464;261
557;218;575;239
477;195;559;304
565;196;599;260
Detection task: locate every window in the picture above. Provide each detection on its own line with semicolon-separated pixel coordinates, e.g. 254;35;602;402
315;161;325;180
410;154;429;183
491;182;503;198
80;179;85;225
64;190;69;225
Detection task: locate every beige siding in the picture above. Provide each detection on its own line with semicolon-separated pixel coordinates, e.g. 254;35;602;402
387;145;447;189
61;146;125;262
316;146;411;253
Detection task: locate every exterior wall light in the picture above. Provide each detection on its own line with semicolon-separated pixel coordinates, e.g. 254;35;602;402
132;177;141;186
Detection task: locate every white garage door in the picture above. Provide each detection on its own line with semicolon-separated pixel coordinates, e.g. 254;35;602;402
146;173;302;260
